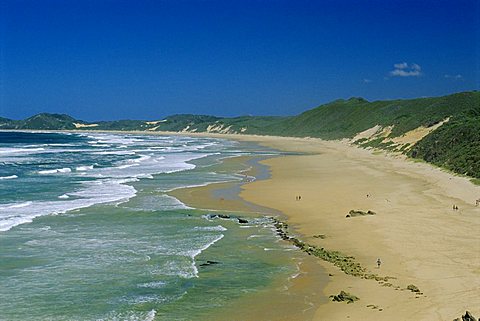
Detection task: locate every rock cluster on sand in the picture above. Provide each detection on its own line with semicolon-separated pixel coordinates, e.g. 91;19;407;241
406;284;420;293
330;290;359;304
453;311;477;321
272;217;401;287
272;218;366;276
313;234;326;239
206;213;248;224
346;209;376;218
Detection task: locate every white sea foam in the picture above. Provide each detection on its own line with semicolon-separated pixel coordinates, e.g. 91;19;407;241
136;174;154;179
91;150;136;155
128;154;151;163
0;179;136;232
0;147;45;155
23;143;75;147
156;195;191;210
76;165;94;171
38;167;72;174
137;281;166;289
127;194;190;212
194;225;227;232
89;153;207;179
47;143;75;147
0;175;18;180
8;201;32;209
0;132;225;232
116;163;139;169
83;133;145;146
187;234;224;278
145;309;157;321
99;309;157;321
161;181;212;193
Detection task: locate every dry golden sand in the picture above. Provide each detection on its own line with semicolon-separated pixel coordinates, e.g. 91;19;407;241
225;135;480;321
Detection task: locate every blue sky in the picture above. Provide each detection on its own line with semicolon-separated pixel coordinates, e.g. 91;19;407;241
1;0;478;121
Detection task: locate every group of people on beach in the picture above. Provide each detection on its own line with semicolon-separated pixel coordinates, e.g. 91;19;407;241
451;197;480;210
452;198;480;210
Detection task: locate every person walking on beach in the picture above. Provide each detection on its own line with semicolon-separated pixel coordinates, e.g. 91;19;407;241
376;258;381;268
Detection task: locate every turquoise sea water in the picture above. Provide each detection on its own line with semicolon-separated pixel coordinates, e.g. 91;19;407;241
0;131;302;320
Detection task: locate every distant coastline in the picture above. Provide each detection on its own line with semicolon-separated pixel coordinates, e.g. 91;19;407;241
2;91;479;183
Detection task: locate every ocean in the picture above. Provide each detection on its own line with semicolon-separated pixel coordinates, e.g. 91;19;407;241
0;131;308;321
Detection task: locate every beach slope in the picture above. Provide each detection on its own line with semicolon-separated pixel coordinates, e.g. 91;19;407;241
234;135;480;321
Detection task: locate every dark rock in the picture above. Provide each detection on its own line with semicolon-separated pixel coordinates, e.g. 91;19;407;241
218;214;230;219
330;290;359;304
206;260;219;265
462;311;477;321
199;260;221;267
313;234;326;239
238;218;248;224
406;284;420;293
347;209;376;218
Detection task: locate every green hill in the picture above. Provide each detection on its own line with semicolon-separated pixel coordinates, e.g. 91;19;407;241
274;92;478;139
0;117;17;129
408;107;480;178
20;113;79;130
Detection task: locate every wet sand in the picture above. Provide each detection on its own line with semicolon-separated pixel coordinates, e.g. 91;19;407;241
171;154;329;321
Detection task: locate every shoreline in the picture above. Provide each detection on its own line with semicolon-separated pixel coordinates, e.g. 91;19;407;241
171;153;329;320
233;135;480;320
171;133;480;320
9;129;480;319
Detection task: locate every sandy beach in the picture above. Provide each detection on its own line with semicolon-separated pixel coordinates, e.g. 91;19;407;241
171;132;480;320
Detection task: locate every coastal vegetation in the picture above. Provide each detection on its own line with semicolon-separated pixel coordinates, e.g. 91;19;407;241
1;91;478;179
408;110;480;178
